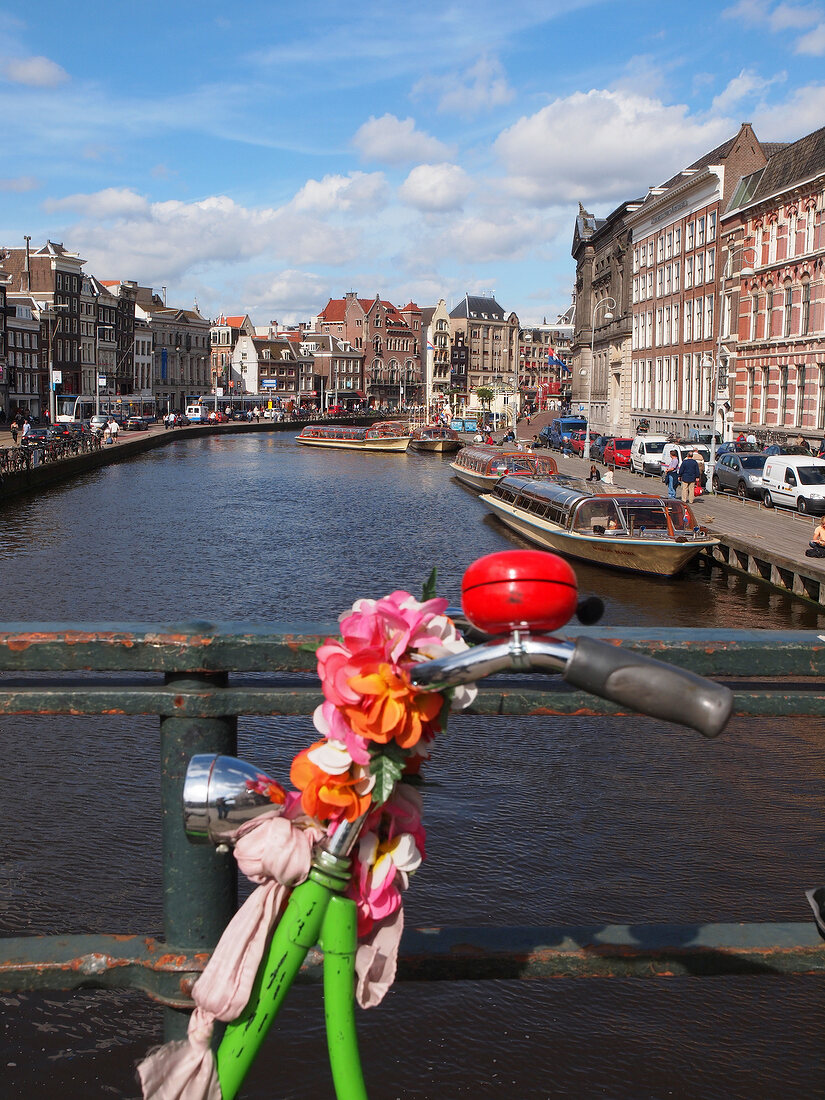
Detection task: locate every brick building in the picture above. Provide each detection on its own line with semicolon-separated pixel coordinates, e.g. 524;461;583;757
722;125;825;442
0;240;84;417
623;124;775;438
316;293;422;409
448;294;520;413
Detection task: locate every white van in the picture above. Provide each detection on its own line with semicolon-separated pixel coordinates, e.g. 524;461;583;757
761;455;825;513
185;404;207;423
629;435;671;476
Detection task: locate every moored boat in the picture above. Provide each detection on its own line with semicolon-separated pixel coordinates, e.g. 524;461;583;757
408;424;463;453
479;474;718;576
296;421;411;452
450;444;558;491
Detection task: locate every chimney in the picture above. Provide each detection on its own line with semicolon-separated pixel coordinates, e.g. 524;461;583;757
24;234;31;291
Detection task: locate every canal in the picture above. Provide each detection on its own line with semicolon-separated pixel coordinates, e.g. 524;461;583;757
0;431;823;1098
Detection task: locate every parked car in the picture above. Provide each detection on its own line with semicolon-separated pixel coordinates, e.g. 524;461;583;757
711;452;768;499
602;438;632;467
715;441;760;457
763;444;811;457
761;454;825;513
89;414;109;435
22;427;58;445
591;435;614;463
125;416;149;431
629;435;670;476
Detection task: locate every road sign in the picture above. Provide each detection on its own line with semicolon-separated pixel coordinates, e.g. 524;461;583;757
261;379;277;388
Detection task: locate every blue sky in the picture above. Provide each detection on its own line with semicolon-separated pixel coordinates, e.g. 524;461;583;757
1;0;824;326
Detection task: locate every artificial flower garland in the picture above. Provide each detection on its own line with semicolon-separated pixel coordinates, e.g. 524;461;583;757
295;587;476;937
139;586;475;1100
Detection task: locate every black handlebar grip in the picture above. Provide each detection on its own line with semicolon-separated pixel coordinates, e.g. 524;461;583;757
564;636;733;738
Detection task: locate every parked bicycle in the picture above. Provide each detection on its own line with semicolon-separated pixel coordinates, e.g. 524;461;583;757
140;549;733;1100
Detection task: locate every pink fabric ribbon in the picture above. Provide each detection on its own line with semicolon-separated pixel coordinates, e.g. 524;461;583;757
138;811;403;1099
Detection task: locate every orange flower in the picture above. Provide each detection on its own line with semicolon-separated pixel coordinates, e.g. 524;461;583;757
343;662;442;749
290;742;373;823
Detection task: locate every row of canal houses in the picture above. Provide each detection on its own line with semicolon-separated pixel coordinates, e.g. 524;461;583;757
0;240;573;419
573;121;825;443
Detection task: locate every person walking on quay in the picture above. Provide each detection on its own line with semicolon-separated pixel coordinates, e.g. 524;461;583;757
21;418;31;444
103;420;112;445
679;452;701;503
10;419;18;445
110;417;119;444
664;449;679;498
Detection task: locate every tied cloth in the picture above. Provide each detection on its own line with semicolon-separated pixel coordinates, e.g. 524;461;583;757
138;811;403;1100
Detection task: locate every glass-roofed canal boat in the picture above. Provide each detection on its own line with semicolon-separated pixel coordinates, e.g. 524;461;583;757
480;475;719;576
296;420;411;452
408;424;463;453
450;444;558;491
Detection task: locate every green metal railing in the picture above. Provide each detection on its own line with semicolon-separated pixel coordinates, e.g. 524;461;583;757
0;622;823;1041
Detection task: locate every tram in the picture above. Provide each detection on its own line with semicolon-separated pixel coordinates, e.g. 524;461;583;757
55;394;158;423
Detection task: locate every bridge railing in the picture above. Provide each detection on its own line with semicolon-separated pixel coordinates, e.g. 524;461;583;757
0;622;822;1038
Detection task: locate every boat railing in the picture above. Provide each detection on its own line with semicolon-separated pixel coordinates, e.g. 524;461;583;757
0;622;822;1044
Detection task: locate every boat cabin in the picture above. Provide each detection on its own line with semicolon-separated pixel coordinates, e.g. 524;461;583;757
452;445;558;479
491;476;702;538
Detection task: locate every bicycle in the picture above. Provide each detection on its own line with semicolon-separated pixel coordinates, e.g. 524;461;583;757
139;549;733;1100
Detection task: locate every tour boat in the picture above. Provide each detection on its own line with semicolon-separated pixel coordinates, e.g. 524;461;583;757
296;421;411;452
408;424;463;453
450;444;558;491
479;474;718;576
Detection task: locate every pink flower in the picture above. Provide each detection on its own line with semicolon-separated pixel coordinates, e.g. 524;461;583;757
312;700;371;765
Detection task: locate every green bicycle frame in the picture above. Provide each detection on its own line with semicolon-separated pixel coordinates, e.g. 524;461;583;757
215;837;368;1100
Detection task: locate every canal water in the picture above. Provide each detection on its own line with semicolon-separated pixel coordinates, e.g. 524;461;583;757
0;431;823;1098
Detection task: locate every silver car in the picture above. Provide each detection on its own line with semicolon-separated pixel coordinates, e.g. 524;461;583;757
711;451;767;498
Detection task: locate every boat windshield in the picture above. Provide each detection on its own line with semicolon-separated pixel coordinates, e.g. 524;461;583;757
663;500;697;529
616;501;672;534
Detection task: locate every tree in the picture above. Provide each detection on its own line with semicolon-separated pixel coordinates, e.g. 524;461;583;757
476;386;494;409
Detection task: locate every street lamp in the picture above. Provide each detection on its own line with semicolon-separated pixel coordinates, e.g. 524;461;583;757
584;296;615;462
708;243;756;487
41;302;69;425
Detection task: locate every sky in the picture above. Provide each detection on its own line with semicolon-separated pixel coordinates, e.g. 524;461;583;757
1;0;824;328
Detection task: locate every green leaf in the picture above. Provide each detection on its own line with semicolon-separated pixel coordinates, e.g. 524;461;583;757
421;567;438;603
368;742;407;806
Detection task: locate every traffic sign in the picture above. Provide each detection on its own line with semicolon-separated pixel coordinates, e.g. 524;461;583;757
261;379;278;388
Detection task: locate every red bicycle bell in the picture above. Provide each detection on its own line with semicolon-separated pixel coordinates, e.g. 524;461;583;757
461;550;578;635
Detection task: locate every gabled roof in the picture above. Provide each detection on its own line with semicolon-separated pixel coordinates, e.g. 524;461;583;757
726;125;825;213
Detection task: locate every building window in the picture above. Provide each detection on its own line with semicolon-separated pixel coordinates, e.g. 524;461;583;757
797;365;806;426
751;294;759;341
818;366;825;430
709;211;716;241
806;211;815;253
674;227;681;253
801;279;811;335
779;365;789;424
698;216;706;246
784;281;793;338
768;222;777;264
788;211;797;258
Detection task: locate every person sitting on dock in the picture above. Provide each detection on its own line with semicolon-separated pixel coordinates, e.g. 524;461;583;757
587;464;601;481
807;517;825;557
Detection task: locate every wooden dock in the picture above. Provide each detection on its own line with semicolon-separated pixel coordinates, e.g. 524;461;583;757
545;449;825;605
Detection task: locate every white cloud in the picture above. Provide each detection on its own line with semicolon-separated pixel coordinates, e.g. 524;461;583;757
435;211;544;264
352;114;453;165
752;80;825;135
398;163;471;212
44;187;149;219
414;55;514;117
711;68;786;111
240;269;332;322
42;188;364;286
2;55;68;87
494;89;732;205
796;21;825;51
292;171;388;214
0;175;38;192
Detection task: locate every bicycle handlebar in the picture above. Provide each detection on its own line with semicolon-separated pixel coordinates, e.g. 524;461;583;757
410;632;732;738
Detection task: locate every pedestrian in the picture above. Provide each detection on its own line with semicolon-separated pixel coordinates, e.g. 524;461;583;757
602;469;614;484
746;432;757;446
678;452;701;503
691;449;706;490
587;464;601;482
21;419;31;443
103;420;112;444
110;417;119;444
10;420;18;445
807;517;825;557
663;449;679;498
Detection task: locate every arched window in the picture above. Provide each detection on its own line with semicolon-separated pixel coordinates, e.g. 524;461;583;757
779;365;789;424
801;277;811;336
796;365;806;426
783;280;793;338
